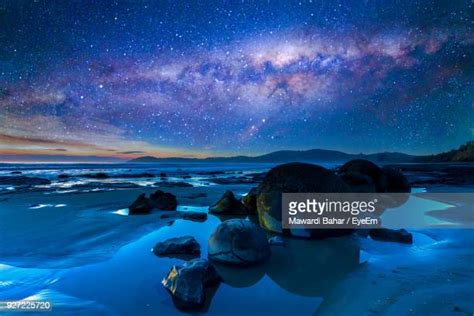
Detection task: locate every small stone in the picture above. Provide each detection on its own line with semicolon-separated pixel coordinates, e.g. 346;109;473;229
182;211;207;222
209;190;247;215
162;258;220;310
150;189;177;210
128;193;153;215
153;236;200;257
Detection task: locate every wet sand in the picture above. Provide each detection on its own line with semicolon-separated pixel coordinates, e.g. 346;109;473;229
0;163;472;315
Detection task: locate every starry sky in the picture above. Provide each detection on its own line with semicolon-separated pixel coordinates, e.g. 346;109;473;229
0;0;473;161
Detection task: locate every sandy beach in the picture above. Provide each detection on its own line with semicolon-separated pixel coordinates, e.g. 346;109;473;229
0;163;472;315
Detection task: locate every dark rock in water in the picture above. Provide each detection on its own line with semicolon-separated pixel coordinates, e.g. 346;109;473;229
247;172;267;182
196;171;225;175
340;171;376;193
128;193;153;215
355;228;371;238
150;189;177;210
369;228;413;244
209;190;247;215
182;211;207;222
153;236;201;257
390;163;474;188
381;166;411;193
67;172;156;179
162;258;220;310
10;171;22;174
242;187;258;214
160;172;168;178
128;190;178;215
339;160;411;211
207;176;257;185
84;172;109;179
57;174;69;179
157;181;193;188
71;182;141;190
256;163;351;237
339;159;386;192
115;172;155;178
0;176;51;186
268;236;284;246
339;159;411;194
208;219;271;266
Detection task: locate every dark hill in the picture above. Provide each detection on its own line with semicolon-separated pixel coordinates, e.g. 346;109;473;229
128;148;416;164
417;141;474;162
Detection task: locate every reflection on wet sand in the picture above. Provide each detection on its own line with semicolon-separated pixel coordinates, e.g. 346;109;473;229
216;235;361;298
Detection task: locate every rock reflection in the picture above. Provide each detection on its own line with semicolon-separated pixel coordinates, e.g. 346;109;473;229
216;235;361;298
214;262;266;288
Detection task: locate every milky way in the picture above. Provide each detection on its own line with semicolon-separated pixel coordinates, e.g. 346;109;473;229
0;1;473;161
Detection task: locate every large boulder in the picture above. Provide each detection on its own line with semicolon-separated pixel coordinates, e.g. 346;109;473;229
381;166;411;193
256;163;351;236
339;159;386;192
153;236;200;258
339;160;411;210
128;193;153;215
208;219;271;266
150;189;177;210
339;171;376;193
162;258;220;310
209;191;247;215
339;159;411;193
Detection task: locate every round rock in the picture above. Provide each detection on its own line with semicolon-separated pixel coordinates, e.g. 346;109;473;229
208;219;271;266
381;166;411;193
339;159;386;192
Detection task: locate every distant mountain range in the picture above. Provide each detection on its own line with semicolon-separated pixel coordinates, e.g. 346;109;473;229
129;141;474;164
415;141;474;163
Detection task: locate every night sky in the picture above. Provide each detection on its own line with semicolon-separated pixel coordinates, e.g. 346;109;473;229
0;0;473;161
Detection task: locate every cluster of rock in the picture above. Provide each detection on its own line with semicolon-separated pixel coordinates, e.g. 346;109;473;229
158;159;414;310
128;190;177;214
0;176;51;186
160;218;272;310
205;159;413;242
249;160;412;240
